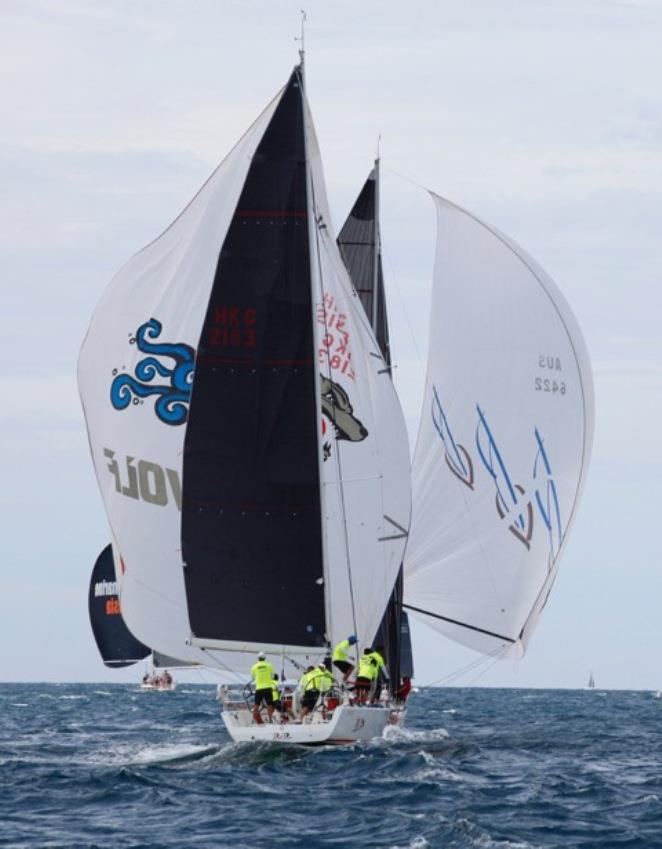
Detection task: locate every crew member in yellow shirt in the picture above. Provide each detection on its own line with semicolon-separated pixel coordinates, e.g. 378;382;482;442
250;651;275;724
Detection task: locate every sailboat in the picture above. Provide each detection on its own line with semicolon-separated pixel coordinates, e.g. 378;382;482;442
588;671;596;689
88;544;150;669
78;54;593;745
88;545;189;690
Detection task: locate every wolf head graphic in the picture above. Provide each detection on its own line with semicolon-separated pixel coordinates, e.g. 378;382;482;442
320;375;368;442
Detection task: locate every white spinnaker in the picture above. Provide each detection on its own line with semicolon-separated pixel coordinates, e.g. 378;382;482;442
304;98;412;653
405;194;594;658
78;89;283;669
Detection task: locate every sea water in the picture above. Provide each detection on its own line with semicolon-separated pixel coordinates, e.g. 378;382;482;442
1;684;661;848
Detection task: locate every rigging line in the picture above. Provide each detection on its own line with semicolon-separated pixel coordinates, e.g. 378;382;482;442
466;650;506;687
380;244;424;370
421;644;507;688
308;159;359;648
119;571;216;654
382;165;429;194
198;648;246;683
422;652;492;688
402;603;516;644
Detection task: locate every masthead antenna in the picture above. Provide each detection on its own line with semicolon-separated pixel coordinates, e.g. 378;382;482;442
376;133;382;163
295;10;307;64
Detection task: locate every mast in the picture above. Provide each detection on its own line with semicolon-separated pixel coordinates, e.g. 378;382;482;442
371;155;380;332
372;154;404;697
299;25;335;651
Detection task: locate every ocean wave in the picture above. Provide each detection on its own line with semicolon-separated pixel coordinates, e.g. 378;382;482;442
2;686;661;848
381;725;449;744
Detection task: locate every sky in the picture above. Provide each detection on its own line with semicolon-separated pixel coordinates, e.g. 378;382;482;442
1;0;661;688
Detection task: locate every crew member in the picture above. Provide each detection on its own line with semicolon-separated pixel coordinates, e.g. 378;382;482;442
271;673;283;714
299;665;320;720
250;651;275;724
367;645;387;701
313;663;334;695
396;676;412;703
273;673;295;721
332;635;357;682
314;663;335;714
354;648;378;704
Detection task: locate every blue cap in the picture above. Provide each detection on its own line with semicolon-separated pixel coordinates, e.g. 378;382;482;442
348;635;357;646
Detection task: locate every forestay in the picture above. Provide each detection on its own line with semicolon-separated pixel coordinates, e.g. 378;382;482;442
405;194;594;657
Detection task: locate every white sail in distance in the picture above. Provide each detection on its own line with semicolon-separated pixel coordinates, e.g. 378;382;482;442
404;194;594;658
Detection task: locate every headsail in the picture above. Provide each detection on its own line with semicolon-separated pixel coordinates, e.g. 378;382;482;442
404;194;594;657
88;545;149;668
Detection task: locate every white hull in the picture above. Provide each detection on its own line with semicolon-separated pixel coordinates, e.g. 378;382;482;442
140;682;176;692
221;704;402;745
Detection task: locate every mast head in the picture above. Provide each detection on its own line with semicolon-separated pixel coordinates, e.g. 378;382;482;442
295;9;307;65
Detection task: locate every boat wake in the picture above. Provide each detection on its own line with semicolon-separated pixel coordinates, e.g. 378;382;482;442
382;725;449;744
108;742;221;768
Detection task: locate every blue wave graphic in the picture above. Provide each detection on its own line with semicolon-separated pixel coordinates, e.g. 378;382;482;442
110;319;195;426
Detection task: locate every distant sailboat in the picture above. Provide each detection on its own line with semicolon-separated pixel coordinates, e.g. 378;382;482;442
88;544;189;690
88;544;149;669
588;671;596;689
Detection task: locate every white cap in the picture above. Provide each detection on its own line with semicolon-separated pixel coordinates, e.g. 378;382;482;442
258;651;266;660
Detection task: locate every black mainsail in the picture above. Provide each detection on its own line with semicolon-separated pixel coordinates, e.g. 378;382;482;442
337;166;390;367
182;68;326;648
